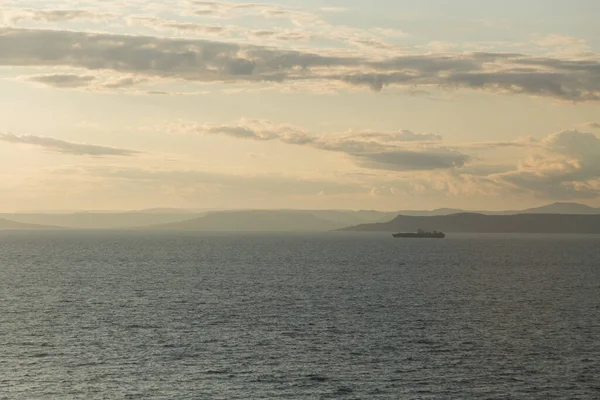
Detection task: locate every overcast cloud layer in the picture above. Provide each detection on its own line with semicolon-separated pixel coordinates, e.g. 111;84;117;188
1;27;599;101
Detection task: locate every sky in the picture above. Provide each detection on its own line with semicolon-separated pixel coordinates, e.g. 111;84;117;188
0;0;599;212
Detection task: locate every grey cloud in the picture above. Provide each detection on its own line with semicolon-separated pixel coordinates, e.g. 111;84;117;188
190;9;218;16
499;171;600;200
457;164;515;176
444;71;600;102
249;29;277;37
545;129;600;152
197;121;439;146
1;27;599;101
339;52;600;100
354;149;470;171
372;54;482;74
197;120;300;141
584;122;600;129
21;73;148;91
142;89;209;96
1;27;344;83
309;138;387;153
338;72;415;92
26;73;96;88
453;137;539;150
494;129;600;199
101;76;147;89
248;30;312;42
515;57;600;73
206;125;273;140
350;38;394;50
0;132;140;156
188;120;466;171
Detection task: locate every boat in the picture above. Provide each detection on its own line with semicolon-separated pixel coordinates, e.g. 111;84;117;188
392;229;445;239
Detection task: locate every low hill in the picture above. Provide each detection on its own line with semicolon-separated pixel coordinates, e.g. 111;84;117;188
0;218;60;230
307;210;398;225
0;210;400;230
129;208;208;214
518;202;600;215
147;210;349;232
339;213;600;234
394;208;467;216
386;202;600;216
1;213;200;229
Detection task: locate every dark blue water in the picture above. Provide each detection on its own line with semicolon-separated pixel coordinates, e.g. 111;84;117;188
1;231;599;399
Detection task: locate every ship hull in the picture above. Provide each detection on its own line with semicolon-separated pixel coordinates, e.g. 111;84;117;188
392;233;445;239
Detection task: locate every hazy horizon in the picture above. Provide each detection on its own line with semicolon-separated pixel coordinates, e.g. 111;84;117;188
4;200;599;215
1;1;600;212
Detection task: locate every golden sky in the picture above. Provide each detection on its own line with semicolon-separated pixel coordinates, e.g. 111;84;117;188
1;0;599;211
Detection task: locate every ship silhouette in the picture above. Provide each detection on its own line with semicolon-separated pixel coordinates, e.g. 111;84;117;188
392;229;445;239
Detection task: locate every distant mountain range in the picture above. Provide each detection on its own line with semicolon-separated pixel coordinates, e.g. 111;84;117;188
1;202;599;231
339;213;600;234
0;218;60;230
145;210;383;232
515;202;600;215
394;202;600;216
1;212;201;230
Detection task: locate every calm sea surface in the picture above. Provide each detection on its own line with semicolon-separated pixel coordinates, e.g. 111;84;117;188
1;231;599;399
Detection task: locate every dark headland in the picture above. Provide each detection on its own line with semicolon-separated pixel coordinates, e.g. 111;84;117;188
338;213;600;234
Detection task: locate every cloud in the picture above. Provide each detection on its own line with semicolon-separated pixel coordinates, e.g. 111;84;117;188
533;35;581;47
453;136;539;150
2;27;598;100
191;119;302;141
248;29;312;42
172;119;467;171
141;89;210;96
125;15;238;37
184;2;401;50
456;164;515;176
444;70;599;102
101;75;147;89
126;15;314;43
584;122;600;129
20;73;149;92
348;130;442;142
0;132;141;156
494;129;600;199
25;73;96;88
0;8;116;24
188;1;321;26
354;149;469;171
531;34;590;54
372;28;409;38
178;122;597;200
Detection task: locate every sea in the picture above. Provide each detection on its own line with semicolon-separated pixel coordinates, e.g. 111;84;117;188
1;231;599;399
